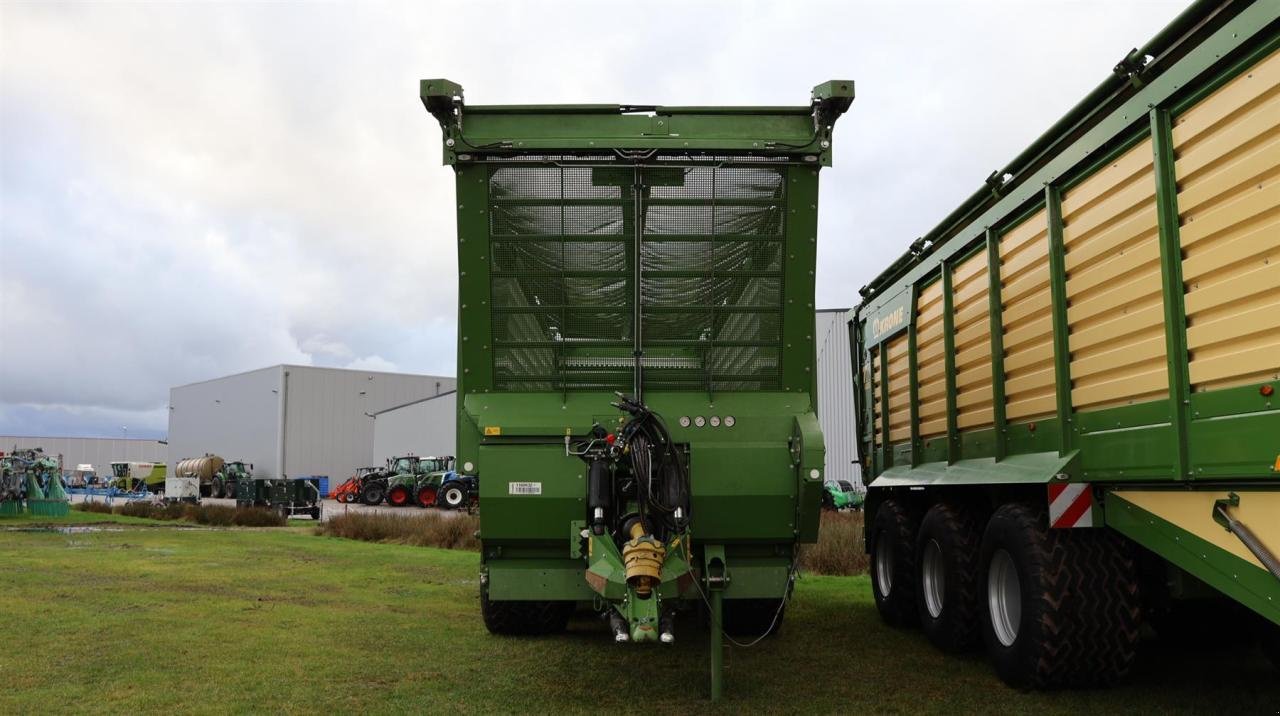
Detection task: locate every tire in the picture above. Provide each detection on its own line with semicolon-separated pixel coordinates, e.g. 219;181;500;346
480;583;572;635
362;483;385;506
821;491;835;512
916;502;983;653
869;499;920;627
442;485;466;509
978;502;1141;689
311;506;321;521
387;486;410;507
722;598;786;638
211;478;224;499
417;486;437;508
225;482;236;500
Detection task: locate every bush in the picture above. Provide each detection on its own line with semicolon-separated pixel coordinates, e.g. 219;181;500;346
797;510;869;576
317;511;479;551
232;507;286;527
74;500;286;527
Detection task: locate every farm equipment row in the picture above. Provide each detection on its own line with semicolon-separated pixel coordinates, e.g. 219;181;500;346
329;455;477;509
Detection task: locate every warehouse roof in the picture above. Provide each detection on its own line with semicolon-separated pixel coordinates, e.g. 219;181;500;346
171;364;453;390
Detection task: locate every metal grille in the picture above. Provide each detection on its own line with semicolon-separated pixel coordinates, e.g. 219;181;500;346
487;163;786;392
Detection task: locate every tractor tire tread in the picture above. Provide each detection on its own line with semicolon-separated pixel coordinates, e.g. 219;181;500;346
871;498;920;628
480;587;572;636
917;502;982;652
982;502;1141;689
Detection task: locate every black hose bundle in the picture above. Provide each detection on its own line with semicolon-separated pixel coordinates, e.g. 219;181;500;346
613;394;691;540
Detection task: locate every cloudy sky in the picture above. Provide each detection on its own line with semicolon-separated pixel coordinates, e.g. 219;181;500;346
0;0;1185;439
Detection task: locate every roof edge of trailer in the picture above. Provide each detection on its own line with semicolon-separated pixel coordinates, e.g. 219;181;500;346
855;0;1257;309
420;79;855;166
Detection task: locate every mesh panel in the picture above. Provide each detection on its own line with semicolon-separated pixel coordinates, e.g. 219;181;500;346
487;163;785;392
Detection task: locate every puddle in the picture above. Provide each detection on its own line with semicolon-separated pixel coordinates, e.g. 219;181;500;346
3;526;126;534
2;524;214;534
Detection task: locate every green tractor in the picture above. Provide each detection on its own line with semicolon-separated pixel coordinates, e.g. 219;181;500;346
410;456;457;508
381;455;424;507
821;480;863;511
205;460;253;499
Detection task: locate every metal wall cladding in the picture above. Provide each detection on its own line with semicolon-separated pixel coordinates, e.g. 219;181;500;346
914;279;947;437
885;334;911;442
1062;137;1168;410
951;251;994;429
371;392;457;463
1174;45;1280;392
998;209;1057;421
815;310;861;489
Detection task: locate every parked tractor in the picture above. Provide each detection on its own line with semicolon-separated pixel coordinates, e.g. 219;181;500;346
330;466;382;503
821;480;863;511
409;456;456;507
109;461;166;493
384;455;425;507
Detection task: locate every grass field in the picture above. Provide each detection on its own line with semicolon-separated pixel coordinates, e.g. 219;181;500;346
2;517;1277;714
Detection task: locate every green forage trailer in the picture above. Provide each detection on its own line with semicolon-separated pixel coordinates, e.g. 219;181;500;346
852;0;1280;688
422;78;852;698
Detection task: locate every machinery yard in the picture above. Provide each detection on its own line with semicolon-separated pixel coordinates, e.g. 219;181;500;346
4;0;1279;712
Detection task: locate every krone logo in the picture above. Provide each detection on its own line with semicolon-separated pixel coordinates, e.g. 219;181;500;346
871;306;906;339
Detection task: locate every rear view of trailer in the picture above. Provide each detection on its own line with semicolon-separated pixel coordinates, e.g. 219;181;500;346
853;0;1280;687
422;80;851;698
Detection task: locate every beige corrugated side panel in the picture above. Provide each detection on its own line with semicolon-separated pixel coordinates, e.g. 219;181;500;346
1174;45;1280;392
915;279;948;437
1062;137;1168;410
998;208;1057;421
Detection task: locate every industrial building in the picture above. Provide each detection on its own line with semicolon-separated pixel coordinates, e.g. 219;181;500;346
815;309;862;489
0;436;167;475
370;390;456;463
167;365;454;482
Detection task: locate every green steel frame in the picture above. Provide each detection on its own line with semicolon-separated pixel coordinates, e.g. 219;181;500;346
426;79;851;699
850;0;1280;625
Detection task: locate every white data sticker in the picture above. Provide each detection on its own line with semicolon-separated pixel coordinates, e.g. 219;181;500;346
508;482;542;495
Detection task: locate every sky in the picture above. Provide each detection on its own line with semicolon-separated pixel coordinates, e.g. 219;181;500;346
0;0;1187;440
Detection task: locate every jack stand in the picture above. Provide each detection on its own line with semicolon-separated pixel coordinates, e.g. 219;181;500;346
705;544;728;702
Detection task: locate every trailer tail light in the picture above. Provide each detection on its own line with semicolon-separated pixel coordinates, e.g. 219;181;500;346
1261;384;1274;397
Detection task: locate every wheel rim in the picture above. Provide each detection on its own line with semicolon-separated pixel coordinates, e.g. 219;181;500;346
419;488;436;506
921;538;945;619
988;548;1021;647
390;489;406;505
874;532;894;597
447;488;462;505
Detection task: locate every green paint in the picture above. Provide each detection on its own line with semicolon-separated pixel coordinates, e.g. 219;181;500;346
985;229;1008;461
1150;108;1193;482
1044;185;1074;458
1106;491;1280;627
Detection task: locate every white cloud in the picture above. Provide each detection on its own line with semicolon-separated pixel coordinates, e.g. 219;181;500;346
0;0;1185;436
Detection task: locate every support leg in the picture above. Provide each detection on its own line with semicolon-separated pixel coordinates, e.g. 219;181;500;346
704;544;728;702
710;586;724;702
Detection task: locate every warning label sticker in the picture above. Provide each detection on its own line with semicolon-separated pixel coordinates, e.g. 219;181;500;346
508;482;542;495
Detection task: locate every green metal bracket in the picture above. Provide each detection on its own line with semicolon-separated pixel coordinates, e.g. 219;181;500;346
1150;108;1193;481
941;261;960;465
1211;492;1241;531
907;283;922;467
879;341;892;470
985;228;1008;461
1212;492;1280;580
1044;185;1074;457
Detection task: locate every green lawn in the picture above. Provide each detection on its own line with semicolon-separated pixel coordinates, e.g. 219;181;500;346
1;521;1276;714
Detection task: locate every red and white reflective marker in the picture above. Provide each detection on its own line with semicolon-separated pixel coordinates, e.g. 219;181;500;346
1048;482;1094;528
